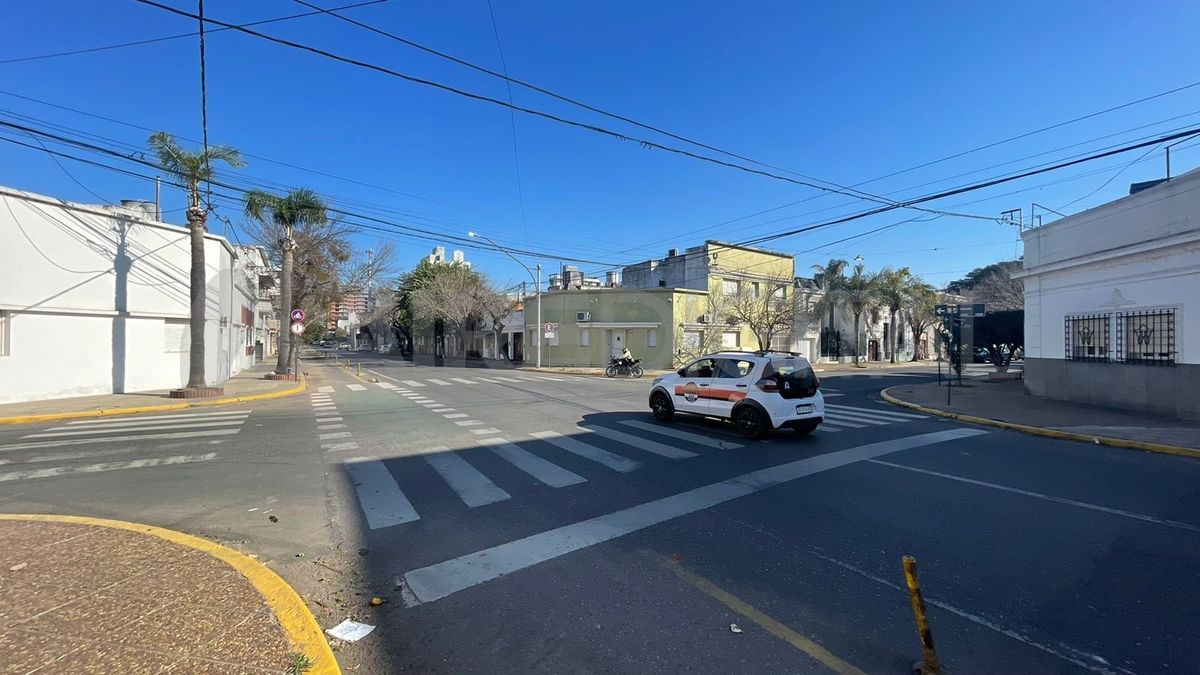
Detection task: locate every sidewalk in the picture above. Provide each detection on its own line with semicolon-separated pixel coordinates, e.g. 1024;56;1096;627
519;365;675;378
0;514;336;674
883;379;1200;455
0;363;305;425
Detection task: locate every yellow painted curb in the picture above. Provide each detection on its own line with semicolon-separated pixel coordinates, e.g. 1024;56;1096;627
0;377;307;426
0;513;339;675
880;387;1200;460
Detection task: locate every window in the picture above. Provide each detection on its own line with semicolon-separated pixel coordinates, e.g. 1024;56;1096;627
683;331;701;349
772;286;786;300
648;329;657;348
1064;314;1110;362
164;319;189;353
580;328;590;347
1117;309;1176;365
0;311;9;356
683;358;716;378
722;279;740;296
752;282;761;298
721;331;740;348
715;359;754;378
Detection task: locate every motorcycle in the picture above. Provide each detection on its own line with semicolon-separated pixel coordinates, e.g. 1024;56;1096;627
605;356;644;378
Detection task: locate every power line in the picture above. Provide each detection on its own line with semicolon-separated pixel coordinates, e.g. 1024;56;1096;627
197;0;212;210
135;0;991;223
482;0;530;245
0;0;388;65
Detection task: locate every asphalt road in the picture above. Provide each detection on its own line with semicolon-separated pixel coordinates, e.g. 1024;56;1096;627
3;352;1199;674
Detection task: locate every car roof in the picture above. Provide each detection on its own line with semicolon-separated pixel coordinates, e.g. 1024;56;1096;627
706;351;811;362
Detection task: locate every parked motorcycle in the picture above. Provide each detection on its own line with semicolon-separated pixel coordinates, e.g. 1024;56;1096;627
605;357;644;378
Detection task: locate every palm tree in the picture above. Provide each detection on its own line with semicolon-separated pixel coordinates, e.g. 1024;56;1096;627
810;259;849;358
148;132;244;391
842;263;881;364
903;278;939;361
876;267;913;363
244;189;329;375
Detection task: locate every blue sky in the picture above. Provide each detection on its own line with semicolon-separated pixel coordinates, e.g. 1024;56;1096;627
3;1;1200;291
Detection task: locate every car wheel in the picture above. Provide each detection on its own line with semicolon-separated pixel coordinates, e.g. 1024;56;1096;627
650;392;674;422
792;420;820;436
734;406;769;439
631;365;644;378
604;365;618;378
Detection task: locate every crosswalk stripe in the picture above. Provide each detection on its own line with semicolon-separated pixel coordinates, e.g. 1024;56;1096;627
64;410;251;426
420;402;441;407
580;425;698;460
824;411;892;426
401;380;426;387
317;385;335;393
377;382;397;389
813;423;842;432
455;420;483;426
534;376;565;381
346;384;367;391
0;453;218;483
475;377;501;383
617;420;743;450
826;404;926;420
323;441;360;451
530;430;642;473
450;378;477;385
443;413;469;419
477;438;587;487
344;457;420;528
823;393;844;398
819;415;871;428
320;431;353;441
424;451;510;507
817;420;857;430
493;377;522;383
428;379;453;386
471;428;503;435
0;429;240;452
28;419;246;438
318;424;347;431
315;416;343;423
516;377;540;382
430;408;454;413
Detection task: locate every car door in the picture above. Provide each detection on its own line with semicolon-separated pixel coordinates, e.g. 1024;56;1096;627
673;358;716;415
709;358;757;419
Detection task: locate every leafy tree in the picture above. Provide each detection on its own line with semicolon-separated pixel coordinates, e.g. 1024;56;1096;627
148;132;244;390
392;258;452;355
875;267;913;363
843;263;881;363
947;260;1023;311
904;280;939;361
810;258;849;333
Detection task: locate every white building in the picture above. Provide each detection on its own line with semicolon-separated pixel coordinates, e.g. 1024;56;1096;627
0;186;263;404
1018;168;1200;420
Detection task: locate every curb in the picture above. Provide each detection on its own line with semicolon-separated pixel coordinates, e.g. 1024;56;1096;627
0;513;339;675
880;387;1200;460
0;377;307;426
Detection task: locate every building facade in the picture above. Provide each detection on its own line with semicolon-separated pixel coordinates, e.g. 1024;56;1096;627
0;186;258;403
1018;168;1200;420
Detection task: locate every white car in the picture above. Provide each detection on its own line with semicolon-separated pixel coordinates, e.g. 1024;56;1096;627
647;351;824;439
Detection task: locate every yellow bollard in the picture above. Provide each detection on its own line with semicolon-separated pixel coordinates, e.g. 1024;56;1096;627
357;363;362;376
902;555;941;674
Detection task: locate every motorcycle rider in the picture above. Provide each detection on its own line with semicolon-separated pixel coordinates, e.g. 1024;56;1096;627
619;346;634;366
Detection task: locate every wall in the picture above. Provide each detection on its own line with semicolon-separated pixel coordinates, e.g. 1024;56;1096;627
524;289;685;368
0;186;238;403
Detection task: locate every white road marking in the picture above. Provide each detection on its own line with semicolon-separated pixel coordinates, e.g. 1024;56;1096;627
826;404;926;420
377;382;397;389
822;393;844;398
617;420;743;450
318;385;335;393
824;411;891;426
443;413;469;419
869;459;1200;534
517;377;540;382
455;421;483;427
580;425;698;460
401;393;422;398
0;429;240;452
535;376;565;381
420;402;441;407
26;441;223;463
318;424;347;431
313;405;338;411
430;408;454;413
530;430;642;473
344;457;420;528
319;431;353;440
401;429;986;604
471;428;503;435
27;419;246;438
428;379;454;386
322;441;360;451
476;437;586;488
424;451;510;507
316;416;343;423
368;370;399;382
475;377;501;383
820;418;866;429
63;410;251;426
401;380;426;387
450;378;477;385
814;423;841;432
346;384;367;391
493;377;522;383
0;452;219;483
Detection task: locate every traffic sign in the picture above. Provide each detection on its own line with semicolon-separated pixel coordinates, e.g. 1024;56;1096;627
290;308;305;322
934;304;950;316
543;322;557;338
289;322;305;336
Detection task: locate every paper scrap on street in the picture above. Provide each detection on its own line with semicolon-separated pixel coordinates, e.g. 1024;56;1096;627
325;619;376;642
729;623;743;634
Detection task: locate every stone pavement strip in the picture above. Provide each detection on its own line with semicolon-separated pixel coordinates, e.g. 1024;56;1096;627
0;515;337;674
884;379;1200;453
0;363;305;426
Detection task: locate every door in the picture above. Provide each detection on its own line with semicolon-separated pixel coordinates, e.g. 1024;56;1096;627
709;358;756;419
868;339;880;362
611;330;626;360
673;358;716;415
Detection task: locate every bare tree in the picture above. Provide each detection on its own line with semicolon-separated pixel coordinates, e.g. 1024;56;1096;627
904;281;939;361
409;264;508;355
721;274;795;351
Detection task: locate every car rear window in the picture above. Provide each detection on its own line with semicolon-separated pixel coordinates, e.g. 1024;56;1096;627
763;358;818;398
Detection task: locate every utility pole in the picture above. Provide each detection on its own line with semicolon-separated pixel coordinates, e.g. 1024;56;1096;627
155;175;161;221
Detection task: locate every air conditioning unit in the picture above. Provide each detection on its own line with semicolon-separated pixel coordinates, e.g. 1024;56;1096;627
698;314;712;324
576;311;591;322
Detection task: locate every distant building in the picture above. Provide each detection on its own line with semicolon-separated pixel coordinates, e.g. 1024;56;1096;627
327;287;370;331
427;245;470;268
1018;168;1200;420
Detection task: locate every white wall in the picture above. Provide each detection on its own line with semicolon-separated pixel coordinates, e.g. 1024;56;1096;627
0;186;239;403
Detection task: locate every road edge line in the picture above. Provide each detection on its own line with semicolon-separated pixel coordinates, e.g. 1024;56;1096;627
0;513;339;674
880;386;1200;459
0;377;307;426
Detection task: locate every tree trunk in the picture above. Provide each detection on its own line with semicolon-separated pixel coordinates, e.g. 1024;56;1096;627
853;312;861;363
186;207;208;388
276;235;294;374
889;308;898;363
909;321;922;361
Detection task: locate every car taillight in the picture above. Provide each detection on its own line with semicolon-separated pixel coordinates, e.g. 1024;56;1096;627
814;377;820;391
755;378;779;393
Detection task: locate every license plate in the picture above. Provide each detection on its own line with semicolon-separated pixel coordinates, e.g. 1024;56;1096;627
795;404;814;414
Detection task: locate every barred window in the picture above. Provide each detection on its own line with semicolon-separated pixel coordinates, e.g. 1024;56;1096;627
1117;309;1176;365
1064;314;1110;362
